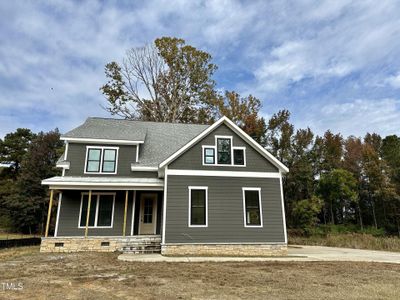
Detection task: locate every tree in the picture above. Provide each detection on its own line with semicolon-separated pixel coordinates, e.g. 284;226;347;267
342;136;364;228
0;128;35;178
318;169;358;224
265;110;294;165
1;130;63;233
101;37;217;123
213;91;267;144
292;196;323;232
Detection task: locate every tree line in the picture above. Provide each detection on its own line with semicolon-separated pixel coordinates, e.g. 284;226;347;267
0;37;399;236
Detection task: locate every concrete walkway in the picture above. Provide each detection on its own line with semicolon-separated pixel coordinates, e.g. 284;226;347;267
118;245;400;264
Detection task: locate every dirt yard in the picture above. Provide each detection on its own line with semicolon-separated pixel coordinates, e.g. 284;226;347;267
0;247;400;300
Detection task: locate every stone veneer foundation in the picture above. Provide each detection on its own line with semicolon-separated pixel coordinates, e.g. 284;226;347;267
161;244;288;257
40;236;161;253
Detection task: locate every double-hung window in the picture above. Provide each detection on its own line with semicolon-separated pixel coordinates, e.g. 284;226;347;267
79;193;115;228
85;147;118;174
242;188;263;227
189;187;208;227
217;138;232;164
203;147;215;165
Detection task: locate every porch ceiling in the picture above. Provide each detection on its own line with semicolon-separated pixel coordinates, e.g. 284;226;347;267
41;176;164;190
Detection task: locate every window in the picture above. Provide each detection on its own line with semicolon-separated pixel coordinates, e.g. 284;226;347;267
203;147;215;165
202;136;246;166
217;138;231;164
79;193;115;228
189;187;208;227
242;188;263;227
86;148;101;172
85;147;118;174
102;149;117;173
233;148;245;165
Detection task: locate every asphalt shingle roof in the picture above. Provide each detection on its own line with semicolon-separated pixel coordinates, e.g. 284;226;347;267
62;117;210;167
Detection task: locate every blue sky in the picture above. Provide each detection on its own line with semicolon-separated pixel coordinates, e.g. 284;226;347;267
1;0;400;139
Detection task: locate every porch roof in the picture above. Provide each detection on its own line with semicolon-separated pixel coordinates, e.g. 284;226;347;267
41;176;164;190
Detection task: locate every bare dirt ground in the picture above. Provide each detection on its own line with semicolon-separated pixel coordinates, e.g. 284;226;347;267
0;246;400;300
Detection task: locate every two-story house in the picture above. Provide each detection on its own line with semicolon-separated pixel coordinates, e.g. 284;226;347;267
41;116;289;256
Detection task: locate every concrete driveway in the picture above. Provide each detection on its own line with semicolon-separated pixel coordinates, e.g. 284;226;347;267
118;245;400;264
288;245;400;264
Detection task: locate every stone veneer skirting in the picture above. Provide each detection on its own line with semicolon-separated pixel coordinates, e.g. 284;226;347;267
40;236;161;253
161;243;287;256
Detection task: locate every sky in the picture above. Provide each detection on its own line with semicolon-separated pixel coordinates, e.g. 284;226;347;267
1;0;400;139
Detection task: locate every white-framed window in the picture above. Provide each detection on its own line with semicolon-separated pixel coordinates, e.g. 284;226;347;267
78;192;115;228
188;186;208;227
202;135;246;167
202;146;216;165
242;187;263;227
233;147;246;166
84;146;119;174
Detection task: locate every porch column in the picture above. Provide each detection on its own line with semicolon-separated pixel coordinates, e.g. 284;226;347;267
123;190;129;236
44;189;54;237
84;190;92;238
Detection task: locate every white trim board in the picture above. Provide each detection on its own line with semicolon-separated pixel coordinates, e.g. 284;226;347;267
131;165;158;172
60;137;144;145
54;192;62;237
166;169;281;178
279;171;288;244
159;116;289;173
162;166;168;244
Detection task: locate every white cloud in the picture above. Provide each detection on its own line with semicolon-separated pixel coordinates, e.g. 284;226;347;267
308;98;400;137
385;73;400;89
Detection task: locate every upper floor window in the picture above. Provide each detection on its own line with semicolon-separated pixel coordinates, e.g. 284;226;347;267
202;136;246;167
85;146;118;174
217;138;231;164
203;147;215;165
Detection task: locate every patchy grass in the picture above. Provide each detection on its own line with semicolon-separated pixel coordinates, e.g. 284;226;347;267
289;232;400;252
0;247;399;299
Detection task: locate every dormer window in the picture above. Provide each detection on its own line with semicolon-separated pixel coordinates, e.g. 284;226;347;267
202;136;246;167
85;146;118;174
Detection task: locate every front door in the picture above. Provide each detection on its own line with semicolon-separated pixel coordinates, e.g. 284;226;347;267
139;193;157;235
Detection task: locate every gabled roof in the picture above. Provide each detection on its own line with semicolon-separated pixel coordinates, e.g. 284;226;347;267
159;116;289;173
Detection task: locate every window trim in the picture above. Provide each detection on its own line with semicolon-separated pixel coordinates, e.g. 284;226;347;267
84;146;119;175
201;135;246;167
188;186;208;228
78;192;116;228
242;187;263;228
216;135;233;165
202;145;216;165
233;146;246;166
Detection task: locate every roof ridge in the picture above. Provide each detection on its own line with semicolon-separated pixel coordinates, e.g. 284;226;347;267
87;117;210;126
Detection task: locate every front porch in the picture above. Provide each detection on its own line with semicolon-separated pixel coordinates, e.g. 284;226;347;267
41;177;164;253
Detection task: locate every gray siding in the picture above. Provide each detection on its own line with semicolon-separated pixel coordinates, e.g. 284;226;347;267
165;175;285;243
64;143;158;178
57;190;162;237
169;124;278;172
